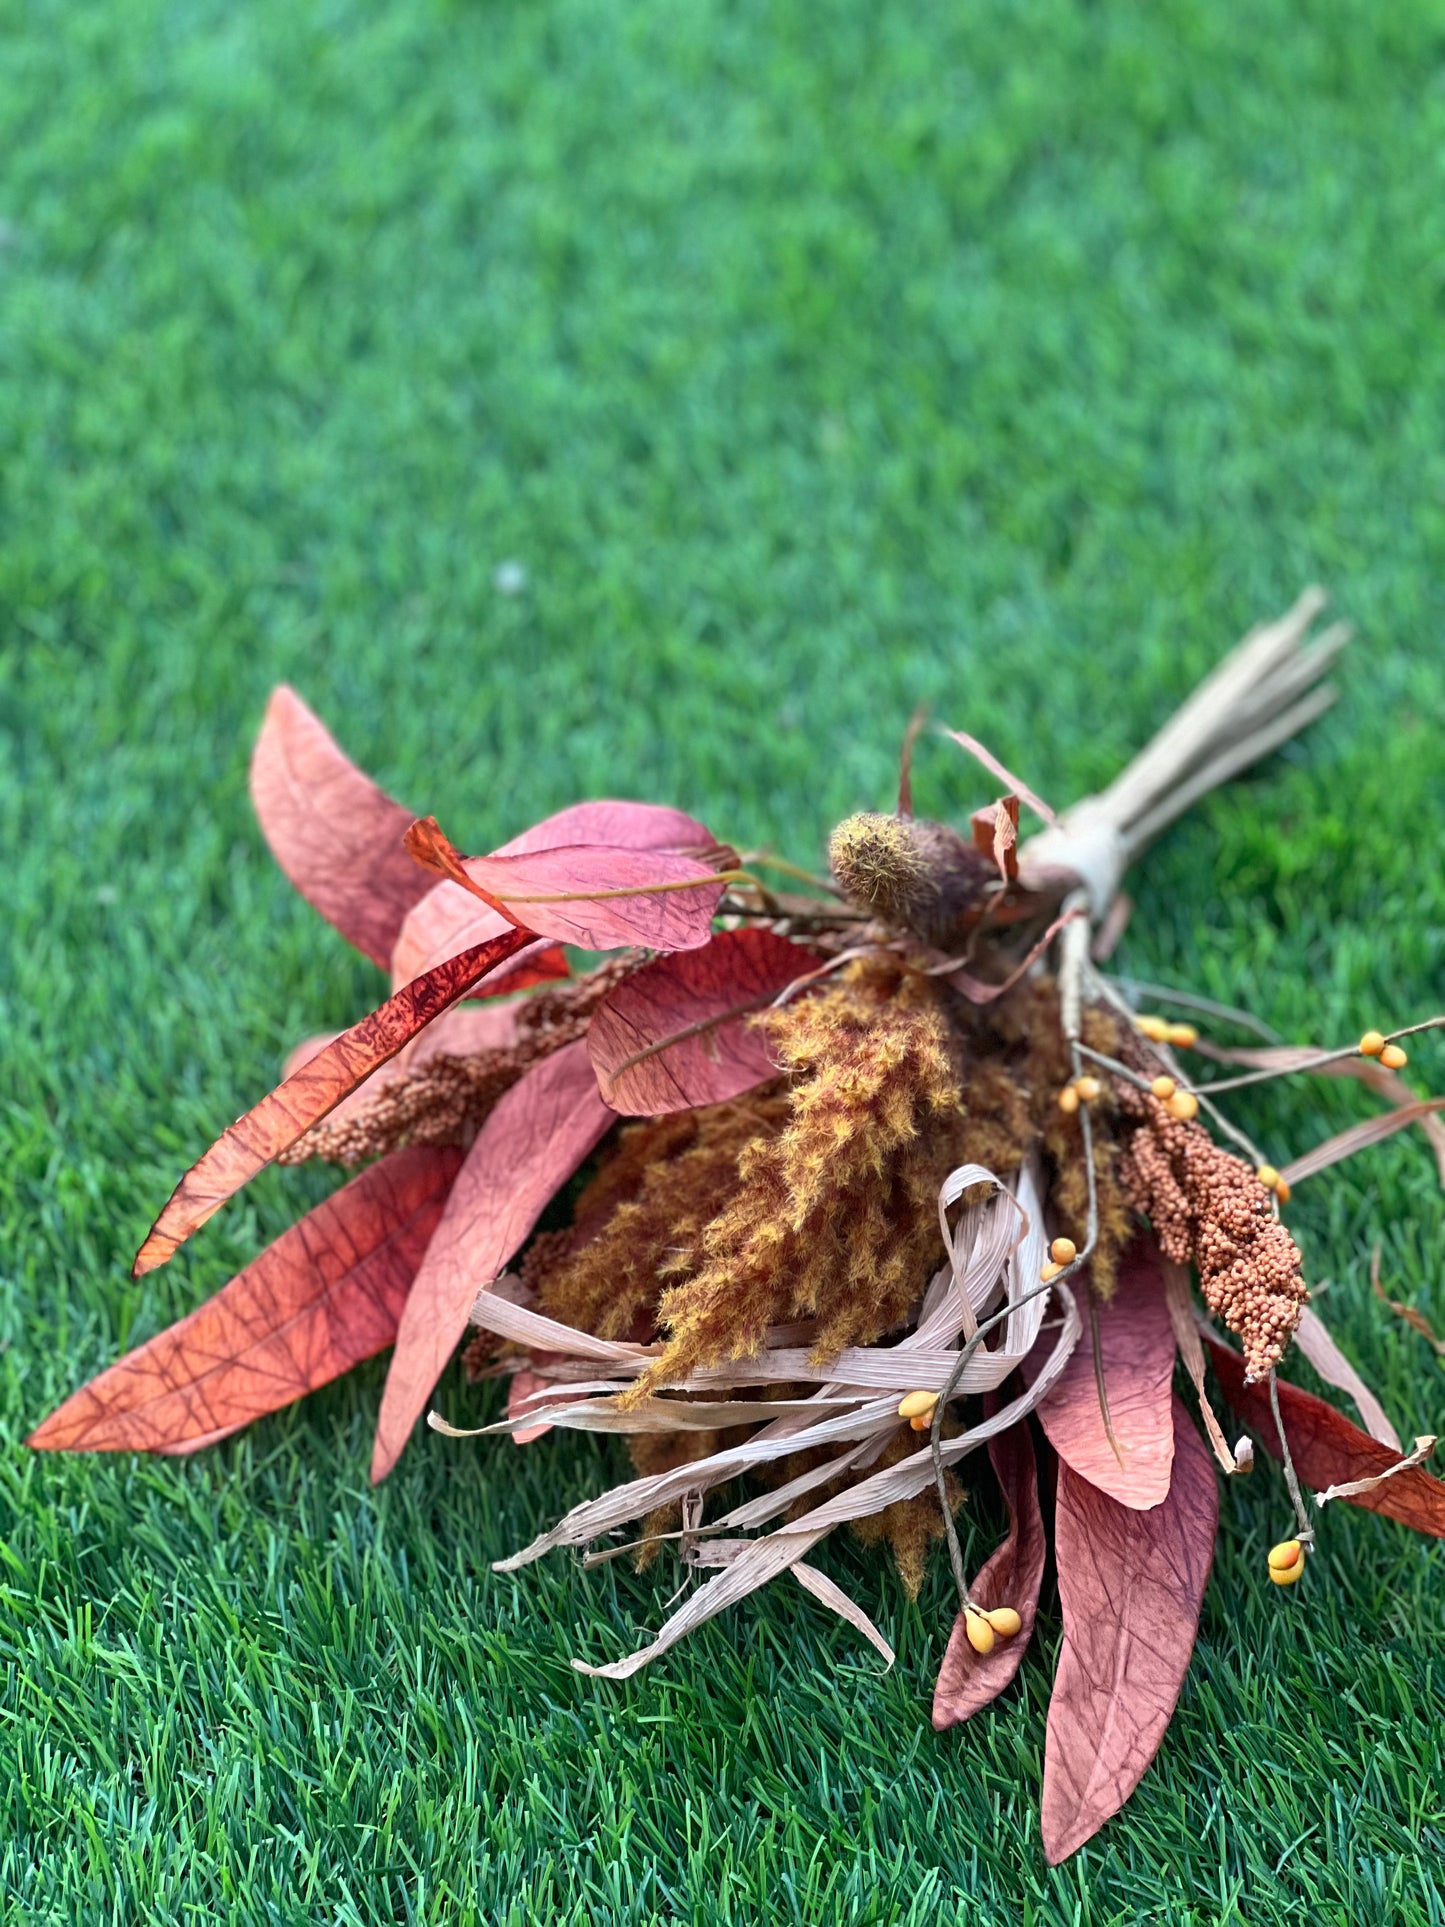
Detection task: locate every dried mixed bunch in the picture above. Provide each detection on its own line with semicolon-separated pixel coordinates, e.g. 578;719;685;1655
32;589;1445;1863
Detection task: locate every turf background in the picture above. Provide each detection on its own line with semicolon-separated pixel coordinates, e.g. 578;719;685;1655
2;0;1444;1919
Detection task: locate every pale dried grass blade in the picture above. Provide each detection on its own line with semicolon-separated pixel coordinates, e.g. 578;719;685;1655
1280;1097;1445;1186
1372;1246;1445;1357
1314;1435;1438;1507
1161;1260;1235;1474
1293;1307;1401;1452
1192;1042;1445;1189
790;1563;895;1667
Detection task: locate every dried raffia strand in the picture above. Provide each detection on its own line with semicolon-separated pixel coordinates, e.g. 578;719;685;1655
1115;1081;1306;1380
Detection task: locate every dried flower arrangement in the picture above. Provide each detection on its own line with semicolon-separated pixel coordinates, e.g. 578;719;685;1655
33;588;1445;1862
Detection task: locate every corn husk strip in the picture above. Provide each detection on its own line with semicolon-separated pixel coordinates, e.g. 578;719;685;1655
1280;1096;1445;1187
694;1547;896;1668
1313;1435;1438;1507
434;1394;875;1438
1161;1260;1236;1475
563;1285;1084;1680
572;1528;831;1678
1192;1042;1445;1190
1292;1307;1401;1451
489;1164;1070;1583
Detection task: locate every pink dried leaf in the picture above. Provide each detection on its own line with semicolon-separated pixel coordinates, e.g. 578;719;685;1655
390;798;715;986
932;1416;1046;1728
133;927;533;1276
404;816;726;952
250;686;434;969
1041;1398;1219;1863
32;1147;462;1453
370;1038;615;1482
1021;1237;1178;1509
587;929;818;1114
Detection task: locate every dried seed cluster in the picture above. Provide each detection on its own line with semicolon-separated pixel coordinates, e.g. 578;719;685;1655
1116;1083;1306;1379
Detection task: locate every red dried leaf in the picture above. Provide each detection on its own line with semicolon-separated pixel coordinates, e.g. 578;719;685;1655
587;929;817;1114
1022;1237;1178;1509
932;1417;1046;1728
133;927;533;1277
370;1037;614;1481
1042;1398;1219;1863
31;1146;462;1453
406;816;727;952
250;686;434;969
1202;1329;1445;1537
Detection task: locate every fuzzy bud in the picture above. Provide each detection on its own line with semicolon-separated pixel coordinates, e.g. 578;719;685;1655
828;812;993;946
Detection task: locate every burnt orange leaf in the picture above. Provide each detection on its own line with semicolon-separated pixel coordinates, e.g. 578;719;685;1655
250;686;435;969
587;929;817;1114
1022;1237;1178;1509
32;1146;462;1453
507;1367;557;1446
389;885;568;991
405;816;728;952
1202;1329;1445;1537
133;927;533;1277
1042;1398;1219;1863
370;1037;614;1482
933;1415;1046;1729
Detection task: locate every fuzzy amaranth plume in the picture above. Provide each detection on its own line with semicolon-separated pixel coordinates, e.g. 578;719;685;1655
626;963;970;1397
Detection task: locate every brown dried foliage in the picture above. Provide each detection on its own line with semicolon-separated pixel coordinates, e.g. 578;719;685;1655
1116;1084;1306;1379
537;1093;793;1342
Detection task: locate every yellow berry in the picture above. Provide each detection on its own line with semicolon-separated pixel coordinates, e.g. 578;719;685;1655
1040;1260;1064;1283
1255;1163;1281;1192
964;1609;996;1655
1267;1539;1303;1575
1165;1022;1199;1048
1274;1177;1291;1205
1167;1089;1200;1122
1074;1075;1102;1103
1057;1084;1080;1115
910;1413;931;1432
982;1606;1022;1638
1269;1558;1304;1587
1380;1043;1409;1070
898;1390;938;1421
1050;1237;1077;1266
1359;1030;1386;1057
1136;1015;1170;1042
1150;1075;1176;1099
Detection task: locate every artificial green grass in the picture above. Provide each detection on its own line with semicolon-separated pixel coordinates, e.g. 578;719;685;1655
3;0;1445;1917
